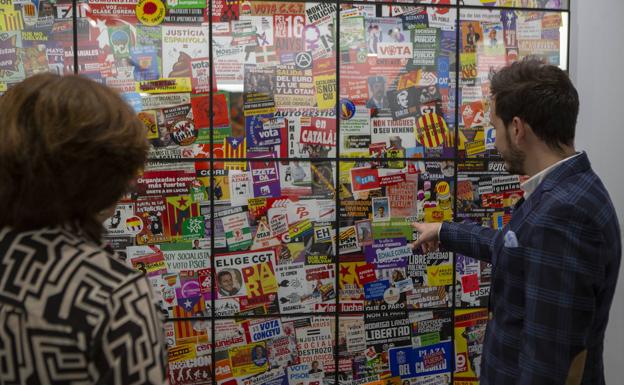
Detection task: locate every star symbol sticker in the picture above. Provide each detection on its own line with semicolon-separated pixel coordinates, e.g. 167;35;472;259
184;299;192;310
177;196;188;207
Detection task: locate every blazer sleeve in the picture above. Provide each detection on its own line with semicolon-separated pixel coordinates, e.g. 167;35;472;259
439;221;498;263
516;203;603;384
93;273;167;385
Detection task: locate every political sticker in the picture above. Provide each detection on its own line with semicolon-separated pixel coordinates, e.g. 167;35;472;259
416;113;449;148
364;280;390;300
294;51;313;70
389;346;416;379
340;98;356;120
125;215;144;235
136;0;166;26
356;263;377;284
461;273;480;294
426;264;453;286
182;216;205;240
350;167;380;192
384;287;400;304
243;318;283;343
170;119;197;146
414;341;453;376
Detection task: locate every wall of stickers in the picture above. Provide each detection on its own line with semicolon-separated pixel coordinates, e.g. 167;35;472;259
0;0;569;383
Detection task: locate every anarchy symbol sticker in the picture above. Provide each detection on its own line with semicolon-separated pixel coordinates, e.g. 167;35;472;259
295;51;313;70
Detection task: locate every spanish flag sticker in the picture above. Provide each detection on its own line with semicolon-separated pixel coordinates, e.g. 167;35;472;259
416;113;449;148
136;0;166;26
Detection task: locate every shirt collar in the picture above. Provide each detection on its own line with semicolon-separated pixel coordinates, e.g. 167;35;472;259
520;151;583;199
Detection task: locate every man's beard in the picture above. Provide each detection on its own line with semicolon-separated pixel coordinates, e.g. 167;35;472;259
502;129;526;175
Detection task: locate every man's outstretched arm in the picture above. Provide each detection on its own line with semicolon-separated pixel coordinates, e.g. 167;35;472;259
412;221;498;263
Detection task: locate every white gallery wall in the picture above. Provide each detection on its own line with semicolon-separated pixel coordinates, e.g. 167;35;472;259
570;0;624;382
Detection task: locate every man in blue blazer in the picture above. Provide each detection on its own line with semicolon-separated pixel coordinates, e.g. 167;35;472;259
413;59;621;385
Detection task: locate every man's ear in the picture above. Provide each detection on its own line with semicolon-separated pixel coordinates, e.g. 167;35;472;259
510;116;527;145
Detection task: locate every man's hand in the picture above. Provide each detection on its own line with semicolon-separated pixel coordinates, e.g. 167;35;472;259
412;222;442;253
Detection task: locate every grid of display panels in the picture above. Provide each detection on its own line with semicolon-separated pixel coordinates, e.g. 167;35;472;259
0;0;569;384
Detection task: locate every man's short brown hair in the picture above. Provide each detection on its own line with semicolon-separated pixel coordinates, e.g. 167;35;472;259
490;57;579;152
0;74;148;239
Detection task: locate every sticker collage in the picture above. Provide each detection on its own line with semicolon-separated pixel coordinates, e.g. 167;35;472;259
0;0;569;383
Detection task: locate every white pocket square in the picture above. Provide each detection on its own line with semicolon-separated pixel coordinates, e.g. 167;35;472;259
504;230;519;248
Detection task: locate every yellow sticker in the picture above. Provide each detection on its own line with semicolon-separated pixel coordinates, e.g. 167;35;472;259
427;264;453;286
424;205;443;223
466;139;485;156
138;110;159;139
168;343;196;362
416;113;448;148
136;78;192;94
314;73;336;110
136;0;166;26
436;181;450;196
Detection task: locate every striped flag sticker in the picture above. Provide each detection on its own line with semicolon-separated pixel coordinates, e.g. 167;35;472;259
172;298;207;341
416;113;449;148
125;215;144;235
223;136;247;170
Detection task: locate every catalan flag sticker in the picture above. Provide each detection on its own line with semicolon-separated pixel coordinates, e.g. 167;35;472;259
416;113;449;148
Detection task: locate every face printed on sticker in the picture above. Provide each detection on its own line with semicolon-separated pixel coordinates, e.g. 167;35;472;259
397;90;409;109
219;271;235;293
371;80;385;99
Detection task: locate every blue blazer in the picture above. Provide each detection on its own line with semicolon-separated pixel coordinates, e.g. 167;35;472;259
441;152;621;384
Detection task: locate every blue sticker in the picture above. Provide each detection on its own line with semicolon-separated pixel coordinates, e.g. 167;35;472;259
340;98;356;120
437;56;450;88
390;341;453;378
245;113;275;150
501;10;517;31
121;92;143;114
389;346;416;379
131;46;160;81
364;280;390;300
414;341;453;376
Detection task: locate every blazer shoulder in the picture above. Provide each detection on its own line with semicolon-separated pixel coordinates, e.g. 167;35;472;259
539;169;619;237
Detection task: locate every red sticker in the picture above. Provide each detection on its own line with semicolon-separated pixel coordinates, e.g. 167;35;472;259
356;263;377;284
461;274;480;294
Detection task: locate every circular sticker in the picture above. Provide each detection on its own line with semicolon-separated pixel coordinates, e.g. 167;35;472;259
136;0;166;26
383;287;400;305
295;51;313;70
340;98;355;120
240;1;252;15
181;280;201;298
436;181;450;197
416;113;449;148
125;215;144;235
170;119;197;146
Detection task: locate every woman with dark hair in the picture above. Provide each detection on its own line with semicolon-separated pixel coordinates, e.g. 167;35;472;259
0;74;165;384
